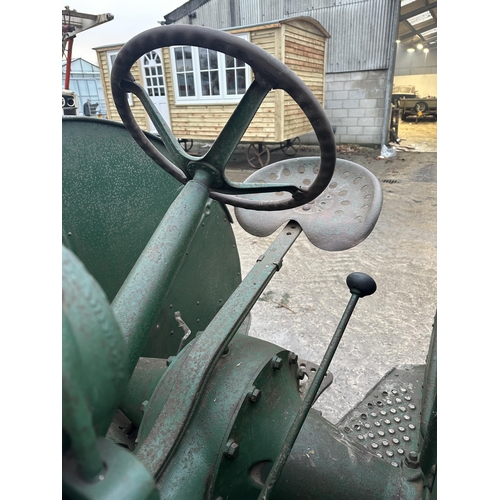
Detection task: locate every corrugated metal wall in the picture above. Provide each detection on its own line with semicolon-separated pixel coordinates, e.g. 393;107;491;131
171;0;398;73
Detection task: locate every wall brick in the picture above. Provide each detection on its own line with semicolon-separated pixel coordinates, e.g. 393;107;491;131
341;117;359;126
332;90;349;100
326;81;345;92
358;117;375;126
363;126;381;136
343;100;360;109
348;108;366;118
347;126;364;135
348;90;366;100
360;99;378;108
325;99;344;109
329;108;349;119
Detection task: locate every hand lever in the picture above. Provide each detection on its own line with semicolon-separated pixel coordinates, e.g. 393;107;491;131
258;272;377;500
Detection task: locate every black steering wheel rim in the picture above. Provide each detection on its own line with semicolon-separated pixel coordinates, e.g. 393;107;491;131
111;25;336;211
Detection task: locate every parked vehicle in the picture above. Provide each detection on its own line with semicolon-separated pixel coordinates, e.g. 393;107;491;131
398;96;437;121
392;85;437;121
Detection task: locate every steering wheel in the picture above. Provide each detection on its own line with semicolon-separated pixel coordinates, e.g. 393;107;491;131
111;25;336;211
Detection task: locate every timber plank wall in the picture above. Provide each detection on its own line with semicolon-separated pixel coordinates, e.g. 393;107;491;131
95;17;329;144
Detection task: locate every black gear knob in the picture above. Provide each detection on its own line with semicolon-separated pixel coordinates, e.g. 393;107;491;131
346;272;377;298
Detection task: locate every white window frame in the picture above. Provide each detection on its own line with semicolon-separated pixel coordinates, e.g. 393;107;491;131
107;50;133;105
170;34;252;105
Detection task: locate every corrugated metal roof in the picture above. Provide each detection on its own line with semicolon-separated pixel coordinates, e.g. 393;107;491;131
165;0;400;73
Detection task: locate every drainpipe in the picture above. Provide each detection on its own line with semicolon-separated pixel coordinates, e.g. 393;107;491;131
380;0;401;153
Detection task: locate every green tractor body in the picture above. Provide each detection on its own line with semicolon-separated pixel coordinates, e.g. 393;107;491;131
62;25;436;500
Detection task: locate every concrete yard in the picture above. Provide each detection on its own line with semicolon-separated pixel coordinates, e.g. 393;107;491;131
220;120;437;425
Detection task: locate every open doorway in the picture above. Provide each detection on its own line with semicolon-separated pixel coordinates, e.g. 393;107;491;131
392;44;437;153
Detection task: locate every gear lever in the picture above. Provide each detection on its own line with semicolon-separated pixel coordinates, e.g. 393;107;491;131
258;272;377;499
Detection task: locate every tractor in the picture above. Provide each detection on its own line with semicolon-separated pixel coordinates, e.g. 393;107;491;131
62;25;436;499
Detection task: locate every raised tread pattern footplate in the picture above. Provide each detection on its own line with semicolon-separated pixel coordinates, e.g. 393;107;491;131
337;365;424;468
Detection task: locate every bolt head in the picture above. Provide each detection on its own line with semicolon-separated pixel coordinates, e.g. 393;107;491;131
225;440;239;458
288;352;298;365
249;388;261;403
272;356;283;370
405;452;420;469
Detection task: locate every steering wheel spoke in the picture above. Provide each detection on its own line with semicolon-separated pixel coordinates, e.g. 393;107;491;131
203;80;271;171
121;78;195;175
111;25;337;210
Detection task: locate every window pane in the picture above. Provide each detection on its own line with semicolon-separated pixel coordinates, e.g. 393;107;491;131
159;76;164;86
175;48;184;72
88;80;98;94
236;59;245;68
186;74;195;96
177;74;186;96
184;47;193;71
199;48;208;70
236;69;246;94
209;49;218;69
145;67;150;76
226;69;236;95
210;71;219;95
225;54;235;68
201;72;210;96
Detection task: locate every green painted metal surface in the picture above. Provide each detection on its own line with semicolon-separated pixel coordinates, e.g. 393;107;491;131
133;223;302;479
273;409;423;500
62;245;128;465
62;116;436;498
63;437;159;500
148;334;302;499
62;118;243;363
62;117;183;301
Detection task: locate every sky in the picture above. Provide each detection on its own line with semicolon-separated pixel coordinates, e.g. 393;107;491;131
63;1;187;65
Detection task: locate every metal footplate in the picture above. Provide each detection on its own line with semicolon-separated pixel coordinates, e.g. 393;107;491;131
337;365;425;468
296;358;334;403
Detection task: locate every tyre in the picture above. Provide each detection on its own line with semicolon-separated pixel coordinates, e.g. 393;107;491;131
414;101;428;114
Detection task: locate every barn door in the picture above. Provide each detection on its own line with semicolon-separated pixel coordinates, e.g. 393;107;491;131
141;50;170;132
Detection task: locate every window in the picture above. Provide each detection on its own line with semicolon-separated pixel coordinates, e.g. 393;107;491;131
142;50;166;97
170;34;251;104
225;54;247;96
174;46;196;97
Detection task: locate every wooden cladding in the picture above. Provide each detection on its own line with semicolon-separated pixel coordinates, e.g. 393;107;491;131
95;17;328;142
